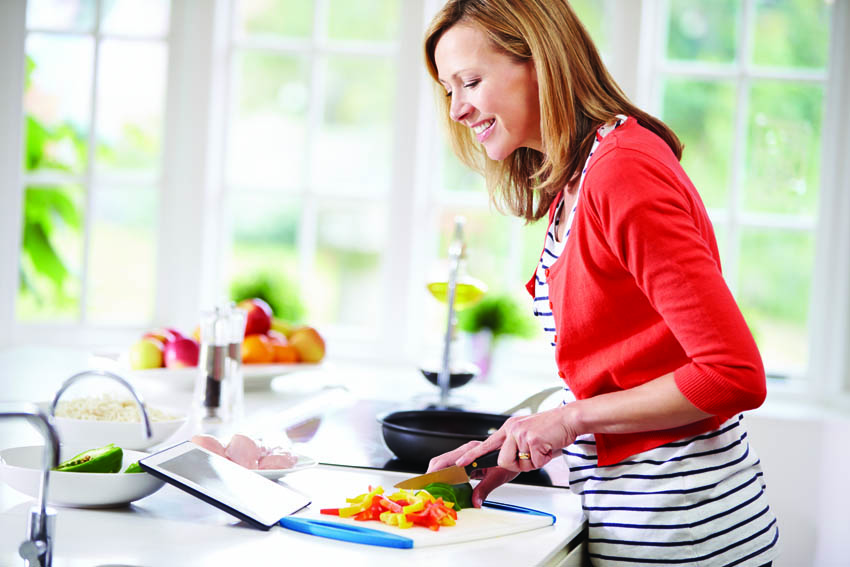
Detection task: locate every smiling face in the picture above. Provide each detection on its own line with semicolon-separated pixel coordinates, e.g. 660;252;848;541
434;23;542;161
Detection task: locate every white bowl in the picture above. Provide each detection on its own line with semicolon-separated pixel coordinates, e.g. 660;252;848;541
53;412;187;451
0;445;165;508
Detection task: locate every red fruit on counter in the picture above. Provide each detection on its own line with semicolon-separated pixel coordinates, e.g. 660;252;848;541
238;298;273;336
163;337;200;368
143;327;183;346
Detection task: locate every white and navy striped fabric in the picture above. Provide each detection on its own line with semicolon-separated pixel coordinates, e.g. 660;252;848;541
533;117;779;565
566;416;779;566
533;115;626;398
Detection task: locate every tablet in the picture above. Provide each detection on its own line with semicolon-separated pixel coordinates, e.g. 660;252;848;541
140;441;311;530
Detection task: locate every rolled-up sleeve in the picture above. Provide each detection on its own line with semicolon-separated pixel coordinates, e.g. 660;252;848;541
585;149;767;417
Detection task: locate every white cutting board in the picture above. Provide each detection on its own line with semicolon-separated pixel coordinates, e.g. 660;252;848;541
286;503;555;547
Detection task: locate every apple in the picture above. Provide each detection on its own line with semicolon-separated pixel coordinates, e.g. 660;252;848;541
288;326;325;363
129;338;164;370
238;298;273;336
163;337;200;368
270;317;295;338
143;327;183;346
267;329;288;344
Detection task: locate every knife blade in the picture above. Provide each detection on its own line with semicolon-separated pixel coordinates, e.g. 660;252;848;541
393;450;501;489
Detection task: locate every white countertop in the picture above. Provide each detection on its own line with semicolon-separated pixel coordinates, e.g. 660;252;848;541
0;346;585;566
0;464;584;566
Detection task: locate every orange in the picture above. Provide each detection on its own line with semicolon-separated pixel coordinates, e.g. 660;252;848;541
272;343;299;363
242;334;274;364
266;331;299;363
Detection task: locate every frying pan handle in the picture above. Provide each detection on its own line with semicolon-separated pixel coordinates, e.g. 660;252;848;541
464;449;500;473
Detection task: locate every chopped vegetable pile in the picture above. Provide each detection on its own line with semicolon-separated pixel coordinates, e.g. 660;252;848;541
320;484;473;531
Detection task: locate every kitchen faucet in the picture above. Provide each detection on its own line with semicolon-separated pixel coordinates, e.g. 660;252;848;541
49;369;153;440
0;403;60;567
1;369;153;566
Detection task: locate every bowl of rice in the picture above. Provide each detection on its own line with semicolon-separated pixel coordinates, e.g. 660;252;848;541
51;395;188;450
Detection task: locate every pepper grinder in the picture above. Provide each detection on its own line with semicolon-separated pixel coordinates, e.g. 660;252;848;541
195;307;229;432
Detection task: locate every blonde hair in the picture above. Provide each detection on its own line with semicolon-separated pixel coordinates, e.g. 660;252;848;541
424;0;683;222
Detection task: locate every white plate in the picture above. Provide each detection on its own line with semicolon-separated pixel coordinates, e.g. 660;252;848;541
51;411;187;451
0;445;165;508
253;454;318;480
122;362;322;391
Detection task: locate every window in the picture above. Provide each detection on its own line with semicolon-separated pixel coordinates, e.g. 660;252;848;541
15;0;170;327
648;0;833;378
223;0;401;338
1;0;847;401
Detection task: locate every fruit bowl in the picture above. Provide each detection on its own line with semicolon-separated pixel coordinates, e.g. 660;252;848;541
0;445;165;508
123;362;323;391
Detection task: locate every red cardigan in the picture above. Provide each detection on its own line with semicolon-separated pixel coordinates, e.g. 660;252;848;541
526;117;766;466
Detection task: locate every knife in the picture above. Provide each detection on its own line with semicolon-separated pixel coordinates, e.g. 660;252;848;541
393;450;501;489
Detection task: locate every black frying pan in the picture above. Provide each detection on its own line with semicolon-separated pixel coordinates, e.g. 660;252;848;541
377;409;508;465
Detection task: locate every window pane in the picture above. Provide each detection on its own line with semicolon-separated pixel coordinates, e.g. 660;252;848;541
570;0;608;52
17;185;85;322
745;81;823;215
86;187;156;324
27;0;95;31
228;194;302;319
312;202;388;328
100;0;170;37
738;228;812;374
228;51;310;190
661;78;736;209
235;0;313;39
441;143;485;193
313;55;395;195
24;34;94;175
752;0;830;69
95;40;167;178
666;0;738;63
327;0;399;41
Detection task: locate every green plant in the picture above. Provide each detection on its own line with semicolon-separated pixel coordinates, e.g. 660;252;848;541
457;294;535;340
230;271;305;323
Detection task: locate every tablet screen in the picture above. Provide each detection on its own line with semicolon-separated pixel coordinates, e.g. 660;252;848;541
144;443;310;528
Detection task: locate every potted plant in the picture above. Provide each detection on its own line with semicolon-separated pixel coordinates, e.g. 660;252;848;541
457;294;536;380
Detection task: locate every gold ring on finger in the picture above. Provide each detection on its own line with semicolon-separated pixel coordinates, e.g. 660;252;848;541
517;452;531;460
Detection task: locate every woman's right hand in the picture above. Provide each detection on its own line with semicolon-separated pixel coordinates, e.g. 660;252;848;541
427;440;519;507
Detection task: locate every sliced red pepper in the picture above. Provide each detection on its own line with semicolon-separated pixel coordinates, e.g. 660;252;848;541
320;508;340;516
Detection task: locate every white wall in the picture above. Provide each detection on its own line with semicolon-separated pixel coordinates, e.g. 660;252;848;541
747;402;850;567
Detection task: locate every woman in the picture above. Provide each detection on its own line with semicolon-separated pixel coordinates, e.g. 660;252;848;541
424;1;780;565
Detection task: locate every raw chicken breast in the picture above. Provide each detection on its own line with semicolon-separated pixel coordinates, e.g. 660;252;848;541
225;434;261;469
258;452;298;470
191;434;226;457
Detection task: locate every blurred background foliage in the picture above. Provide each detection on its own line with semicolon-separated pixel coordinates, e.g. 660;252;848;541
19;54;85;316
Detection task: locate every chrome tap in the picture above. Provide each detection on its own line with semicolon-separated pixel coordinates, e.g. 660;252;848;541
437;217;465;408
49;369;153;441
0;402;60;567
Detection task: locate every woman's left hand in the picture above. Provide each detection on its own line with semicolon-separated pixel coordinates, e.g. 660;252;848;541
456;404;580;472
